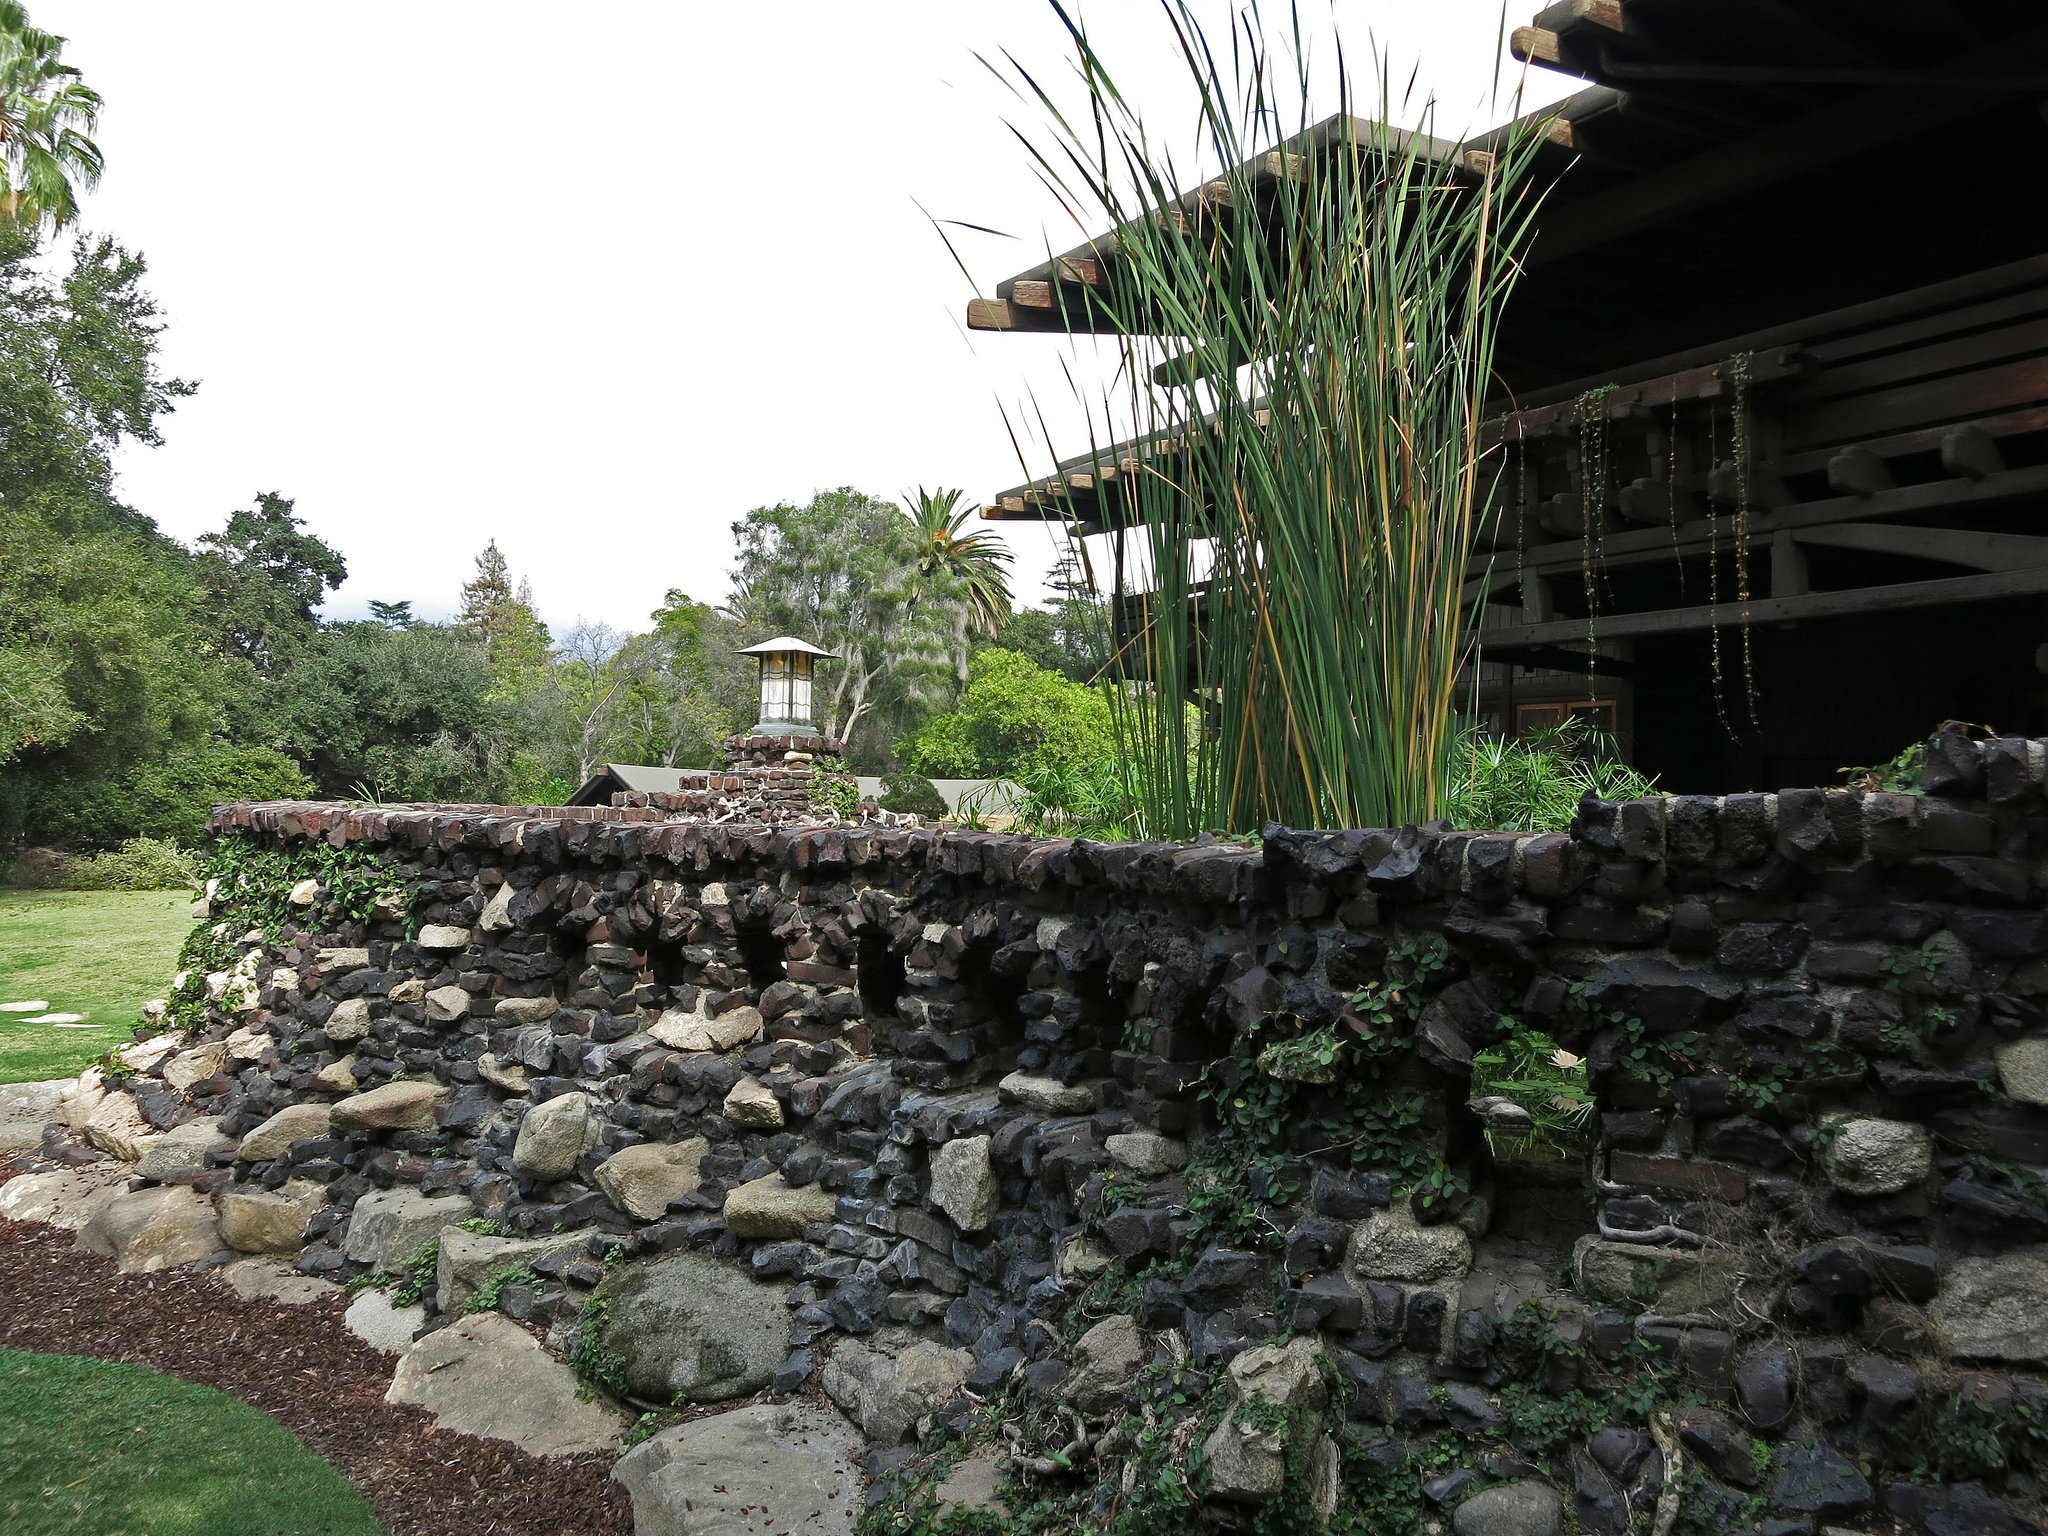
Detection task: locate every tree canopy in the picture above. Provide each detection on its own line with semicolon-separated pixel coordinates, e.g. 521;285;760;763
897;647;1114;781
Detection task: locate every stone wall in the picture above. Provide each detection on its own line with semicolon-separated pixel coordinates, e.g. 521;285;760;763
38;724;2048;1534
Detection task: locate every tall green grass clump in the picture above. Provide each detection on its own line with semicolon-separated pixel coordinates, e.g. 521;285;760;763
993;1;1551;836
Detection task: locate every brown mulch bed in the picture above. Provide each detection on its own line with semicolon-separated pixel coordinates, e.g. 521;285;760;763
0;1200;634;1536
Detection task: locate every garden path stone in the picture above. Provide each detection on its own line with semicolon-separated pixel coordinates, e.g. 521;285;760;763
435;1226;587;1313
345;1288;425;1353
601;1247;790;1403
29;1013;89;1025
0;999;51;1011
218;1257;342;1304
343;1188;471;1272
76;1185;223;1273
610;1402;864;1536
0;1079;67;1148
385;1312;626;1456
0;1163;128;1229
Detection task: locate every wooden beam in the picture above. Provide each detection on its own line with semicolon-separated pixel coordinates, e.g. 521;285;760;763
1010;280;1056;310
1571;0;1625;32
967;298;1015;332
1511;26;1563;65
1464;462;2048;588
1790;523;2048;573
1484;566;2048;650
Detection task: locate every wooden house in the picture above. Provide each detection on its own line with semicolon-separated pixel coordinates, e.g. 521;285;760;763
969;0;2048;793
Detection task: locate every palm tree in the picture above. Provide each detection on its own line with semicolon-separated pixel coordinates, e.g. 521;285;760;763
910;488;1015;684
0;4;101;231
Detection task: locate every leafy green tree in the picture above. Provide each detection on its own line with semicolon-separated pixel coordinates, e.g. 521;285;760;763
260;622;514;801
196;491;347;675
367;600;416;628
731;488;951;752
897;648;1114;780
0;226;218;843
73;741;313;848
0;3;101;230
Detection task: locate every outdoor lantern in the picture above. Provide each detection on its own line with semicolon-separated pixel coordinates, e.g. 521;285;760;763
736;636;836;734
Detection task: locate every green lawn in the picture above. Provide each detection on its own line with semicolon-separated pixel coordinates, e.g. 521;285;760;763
0;1350;382;1535
0;890;196;1084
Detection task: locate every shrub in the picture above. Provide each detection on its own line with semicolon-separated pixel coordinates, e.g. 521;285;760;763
76;742;315;849
879;772;947;820
1441;721;1656;832
897;648;1114;780
59;837;201;891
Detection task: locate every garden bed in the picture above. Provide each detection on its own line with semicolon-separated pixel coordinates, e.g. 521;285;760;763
0;1185;631;1536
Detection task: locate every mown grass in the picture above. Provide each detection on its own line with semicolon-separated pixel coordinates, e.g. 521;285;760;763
0;1349;382;1535
0;889;195;1084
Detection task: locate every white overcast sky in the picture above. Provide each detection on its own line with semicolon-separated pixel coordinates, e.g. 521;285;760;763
38;1;1572;633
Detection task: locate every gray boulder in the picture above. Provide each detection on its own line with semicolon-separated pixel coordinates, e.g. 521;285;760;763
1930;1254;2048;1363
0;1079;66;1149
822;1331;972;1444
75;1185;222;1274
136;1119;233;1181
1062;1314;1144;1414
612;1403;864;1536
435;1227;587;1314
385;1313;626;1456
343;1188;471;1273
512;1091;591;1182
601;1249;791;1403
1454;1480;1564;1536
0;1164;128;1230
593;1138;708;1221
929;1135;997;1232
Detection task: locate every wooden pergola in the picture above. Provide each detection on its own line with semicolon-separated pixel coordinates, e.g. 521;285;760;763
970;0;2048;792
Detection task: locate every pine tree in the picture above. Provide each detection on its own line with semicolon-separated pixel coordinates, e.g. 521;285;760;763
458;541;552;684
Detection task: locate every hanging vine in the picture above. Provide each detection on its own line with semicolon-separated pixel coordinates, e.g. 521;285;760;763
1665;379;1686;598
1575;384;1618;706
1728;350;1761;730
1705;391;1736;738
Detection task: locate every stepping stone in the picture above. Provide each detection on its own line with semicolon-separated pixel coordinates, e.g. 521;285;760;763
49;1020;99;1028
0;1000;51;1012
26;1013;89;1025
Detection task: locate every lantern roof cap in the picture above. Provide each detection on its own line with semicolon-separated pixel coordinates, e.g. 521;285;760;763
735;635;837;659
